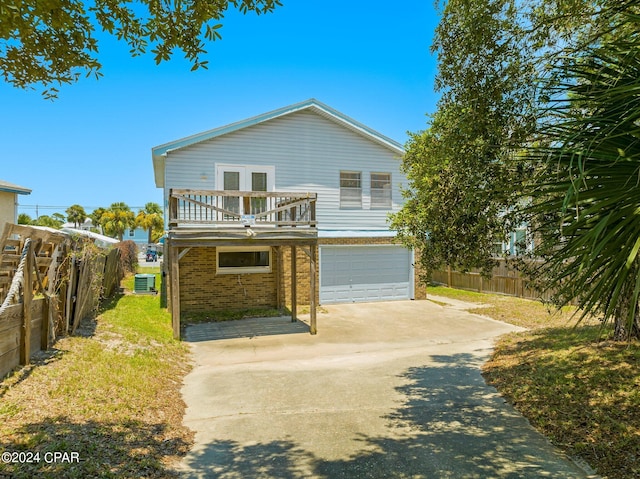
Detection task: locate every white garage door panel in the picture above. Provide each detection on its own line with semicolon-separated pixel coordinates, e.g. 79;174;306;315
349;283;409;301
320;246;411;304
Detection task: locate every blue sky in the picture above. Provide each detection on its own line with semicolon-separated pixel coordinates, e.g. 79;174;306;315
1;1;439;219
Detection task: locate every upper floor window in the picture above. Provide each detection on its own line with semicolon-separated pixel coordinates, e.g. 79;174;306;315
216;164;274;216
371;172;392;209
129;229;135;237
340;171;362;208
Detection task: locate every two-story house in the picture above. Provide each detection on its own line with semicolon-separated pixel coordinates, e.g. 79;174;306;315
152;99;424;337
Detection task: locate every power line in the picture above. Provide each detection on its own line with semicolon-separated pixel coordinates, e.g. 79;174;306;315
20;205;147;209
17;204;152;220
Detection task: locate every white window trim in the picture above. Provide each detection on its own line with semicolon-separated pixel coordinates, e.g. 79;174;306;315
513;227;533;255
497;227;534;257
216;246;272;274
339;170;362;209
215;164;275;191
370;172;392;209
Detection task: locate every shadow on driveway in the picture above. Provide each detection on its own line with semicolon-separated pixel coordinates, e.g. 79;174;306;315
184;317;310;342
179;352;593;478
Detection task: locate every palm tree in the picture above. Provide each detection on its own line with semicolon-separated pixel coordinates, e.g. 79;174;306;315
101;202;135;241
135;202;164;244
524;11;640;340
17;213;32;225
66;204;87;228
33;214;63;229
89;207;107;233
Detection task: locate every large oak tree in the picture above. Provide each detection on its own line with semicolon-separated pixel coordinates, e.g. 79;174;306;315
1;0;281;97
391;0;537;278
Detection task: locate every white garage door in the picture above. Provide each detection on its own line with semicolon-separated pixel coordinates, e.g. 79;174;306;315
320;245;412;304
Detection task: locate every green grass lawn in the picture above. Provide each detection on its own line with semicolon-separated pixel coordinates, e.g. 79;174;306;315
430;285;640;479
0;267;192;478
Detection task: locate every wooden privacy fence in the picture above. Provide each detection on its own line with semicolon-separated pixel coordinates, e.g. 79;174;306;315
431;259;553;301
64;247;121;335
0;225;123;379
0;238;55;378
0;299;49;379
0;224;67;304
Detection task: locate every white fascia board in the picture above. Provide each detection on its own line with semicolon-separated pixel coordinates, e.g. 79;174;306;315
153;155;165;188
307;100;405;154
150;99;406;187
151;99;317;159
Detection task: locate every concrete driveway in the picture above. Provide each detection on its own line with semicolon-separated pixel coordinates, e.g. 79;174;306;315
176;300;595;478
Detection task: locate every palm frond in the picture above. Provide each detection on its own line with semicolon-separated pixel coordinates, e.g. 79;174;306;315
524;13;640;339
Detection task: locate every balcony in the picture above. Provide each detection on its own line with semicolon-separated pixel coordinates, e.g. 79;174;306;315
168;189;317;230
165;189;319;338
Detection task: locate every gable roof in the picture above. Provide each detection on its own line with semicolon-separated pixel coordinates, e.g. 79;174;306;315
151;99;405;188
0;179;31;195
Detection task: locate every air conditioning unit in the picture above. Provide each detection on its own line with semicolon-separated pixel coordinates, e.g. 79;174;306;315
134;274;156;294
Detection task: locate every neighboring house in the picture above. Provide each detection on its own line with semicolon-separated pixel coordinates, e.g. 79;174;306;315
125;227;150;250
62;218;94;231
499;227;534;257
0;180;31;235
152;99;424;336
63;219;149;248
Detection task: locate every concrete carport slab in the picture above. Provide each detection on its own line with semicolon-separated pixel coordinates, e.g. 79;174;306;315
175;300;596;478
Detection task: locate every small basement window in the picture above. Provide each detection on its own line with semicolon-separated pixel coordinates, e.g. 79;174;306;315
217;247;271;274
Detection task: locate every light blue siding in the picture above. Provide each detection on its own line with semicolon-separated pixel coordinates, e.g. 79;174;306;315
163;110;407;231
126;227;150;248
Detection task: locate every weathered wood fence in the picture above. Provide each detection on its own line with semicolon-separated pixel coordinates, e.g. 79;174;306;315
0;299;48;377
431;259;553;301
0;225;122;379
64;247;121;335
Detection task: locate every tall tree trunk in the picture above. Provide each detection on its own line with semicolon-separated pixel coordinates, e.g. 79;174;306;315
613;263;640;340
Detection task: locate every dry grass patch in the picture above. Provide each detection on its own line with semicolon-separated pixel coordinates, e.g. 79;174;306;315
427;285;593;329
483;327;640;479
427;285;640;479
0;269;193;478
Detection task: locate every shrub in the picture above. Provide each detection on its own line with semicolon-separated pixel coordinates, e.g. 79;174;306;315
116;240;138;275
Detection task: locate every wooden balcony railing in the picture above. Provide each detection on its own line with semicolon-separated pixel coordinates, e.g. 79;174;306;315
168;189;317;228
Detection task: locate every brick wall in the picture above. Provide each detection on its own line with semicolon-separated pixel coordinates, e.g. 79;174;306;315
179;247;278;313
278;245;318;309
412;252;427;300
176;238;425;314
